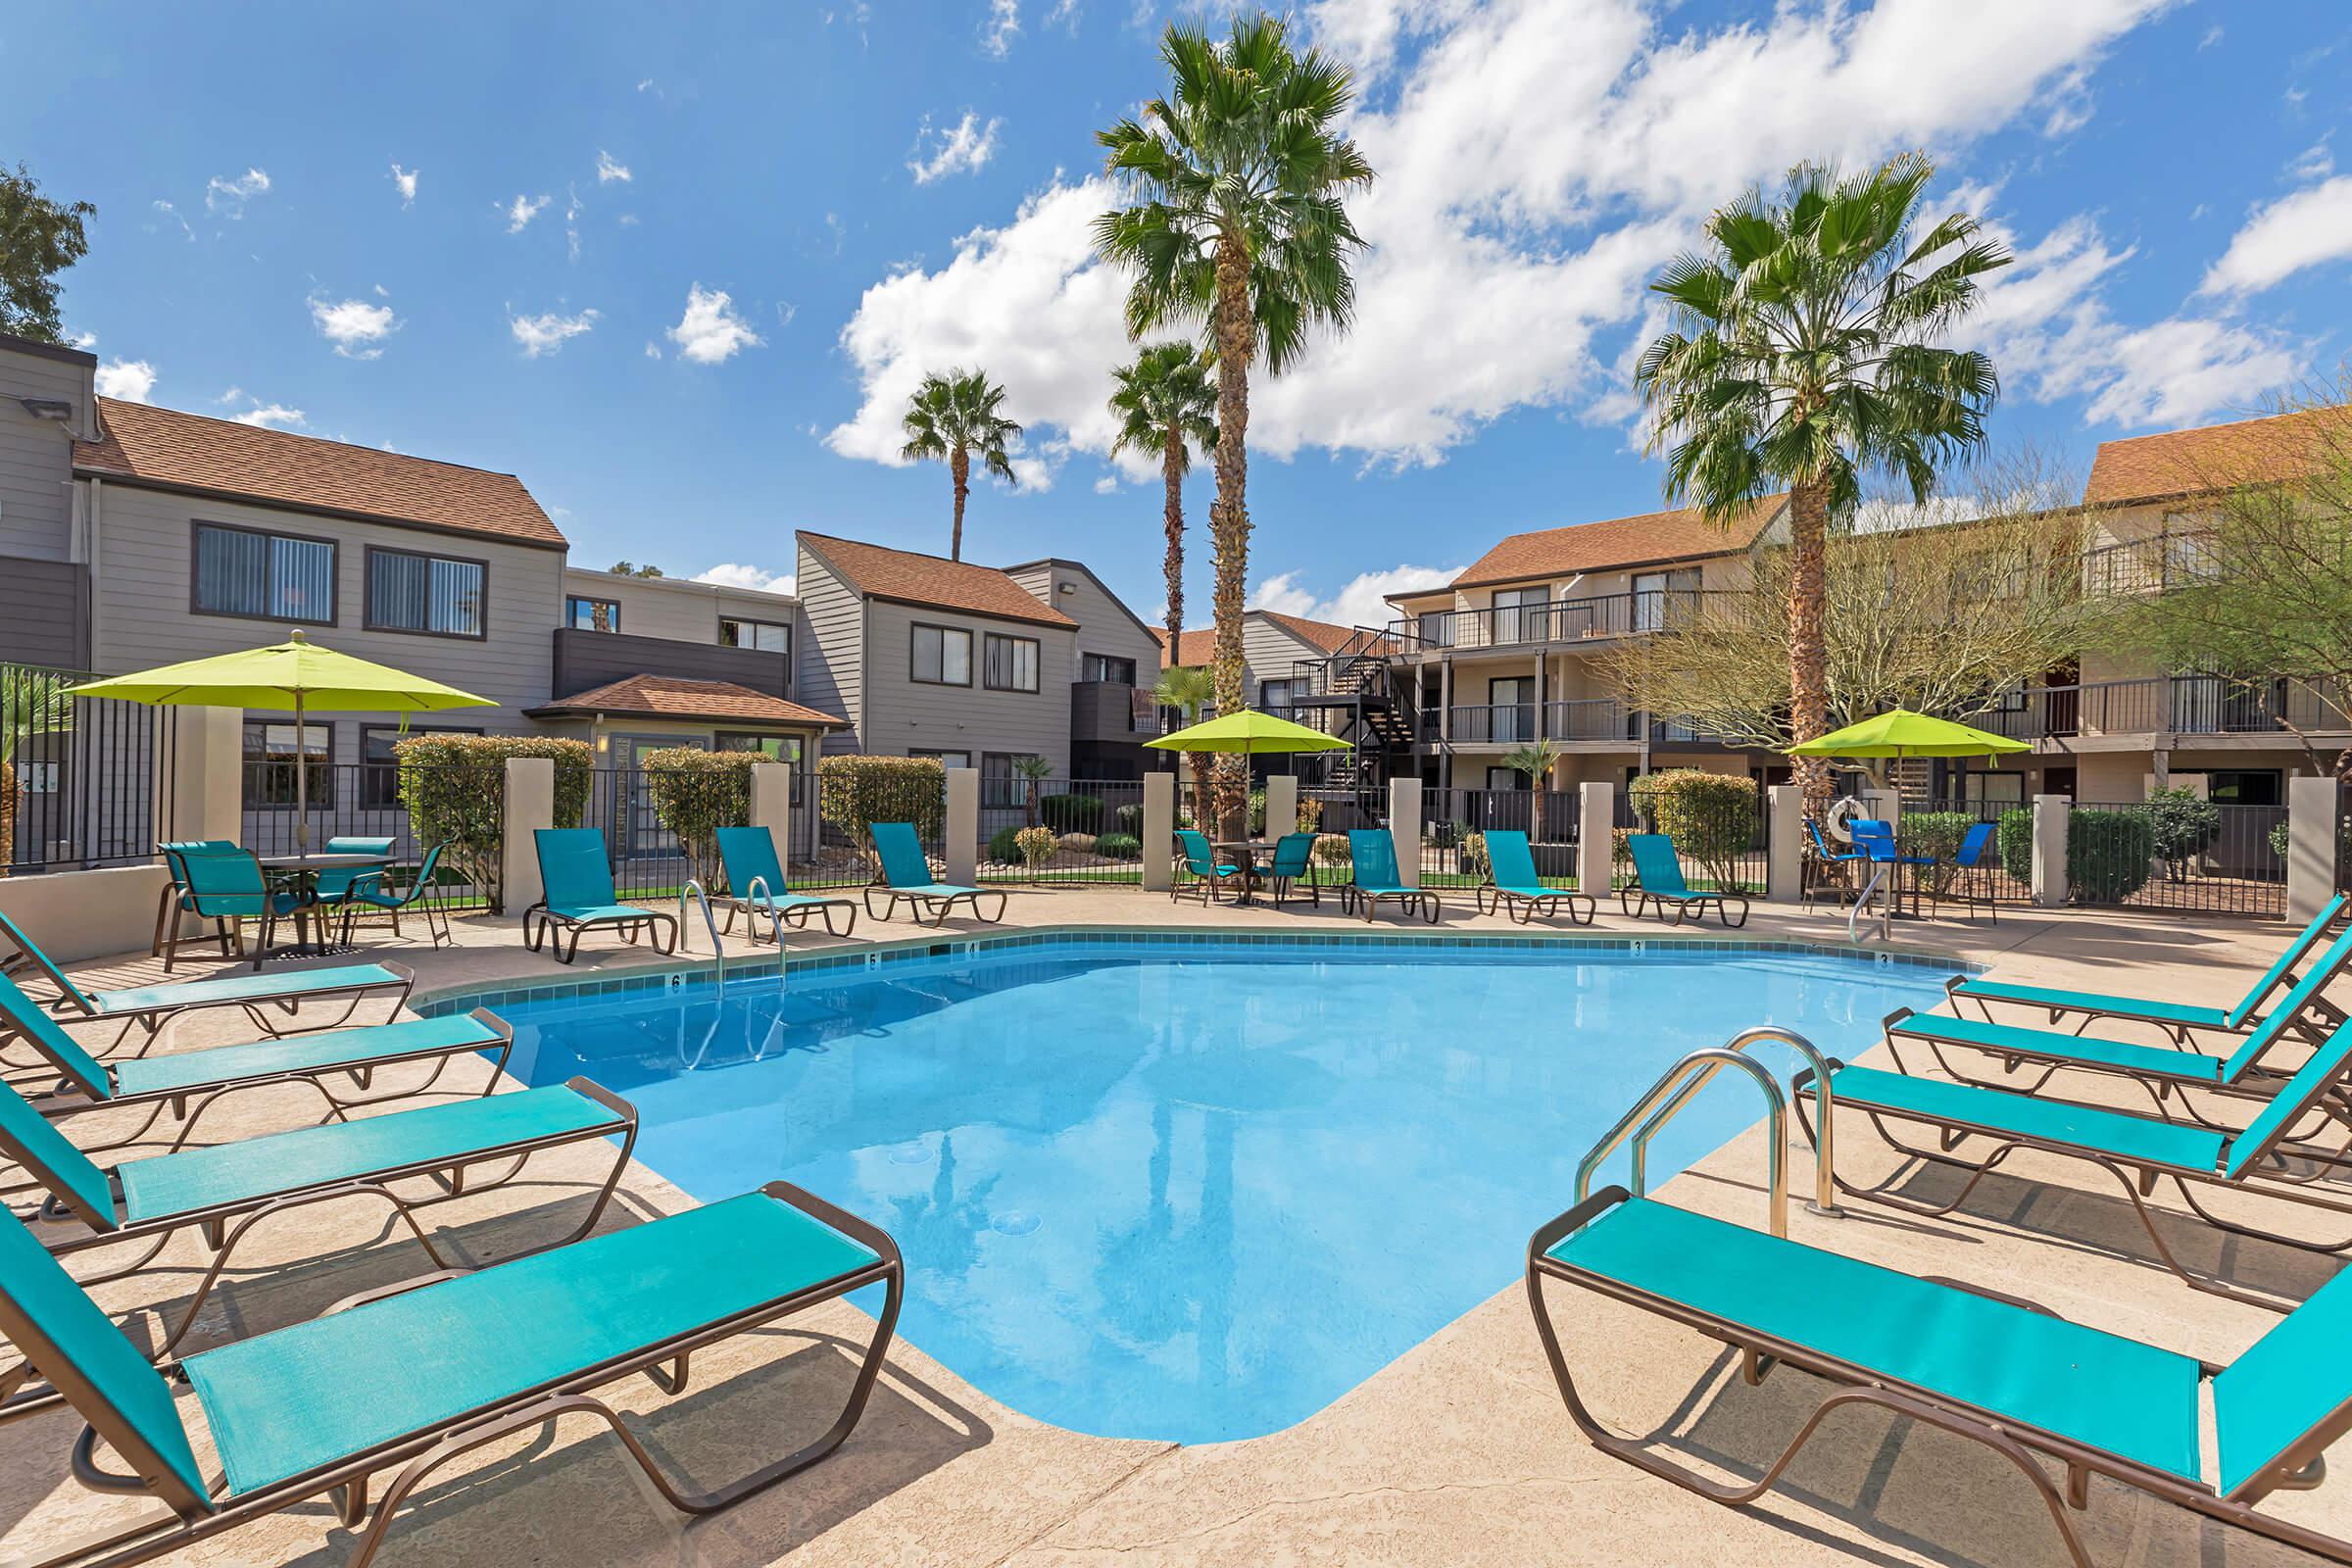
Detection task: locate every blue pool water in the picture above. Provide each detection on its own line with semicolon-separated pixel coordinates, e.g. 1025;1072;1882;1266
496;938;1958;1443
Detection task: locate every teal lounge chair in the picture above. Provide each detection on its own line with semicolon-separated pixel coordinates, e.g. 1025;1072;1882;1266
160;849;305;972
523;828;680;964
0;968;513;1154
1795;1014;2352;1307
0;1059;638;1367
1620;833;1748;927
1264;831;1319;907
713;826;858;939
337;840;458;949
1883;921;2352;1115
0;1182;899;1568
865;821;1005;925
0;908;415;1061
1944;891;2350;1045
1530;1187;2352;1568
1474;830;1594;925
1172;829;1247;905
1345;830;1439;924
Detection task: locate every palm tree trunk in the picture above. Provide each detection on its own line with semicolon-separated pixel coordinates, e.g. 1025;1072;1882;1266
1208;234;1253;842
1161;424;1186;655
0;766;15;877
951;446;971;562
1788;478;1833;822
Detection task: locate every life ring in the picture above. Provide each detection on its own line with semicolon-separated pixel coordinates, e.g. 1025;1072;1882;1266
1824;795;1865;846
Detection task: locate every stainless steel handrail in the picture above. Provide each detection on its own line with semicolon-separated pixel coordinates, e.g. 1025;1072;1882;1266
1575;1047;1789;1238
677;879;725;991
1626;1026;1841;1218
742;875;791;951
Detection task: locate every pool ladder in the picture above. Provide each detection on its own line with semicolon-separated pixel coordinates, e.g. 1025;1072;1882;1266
1573;1025;1840;1239
676;880;727;992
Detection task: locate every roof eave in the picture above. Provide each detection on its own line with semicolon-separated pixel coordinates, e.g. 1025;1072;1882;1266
70;469;569;551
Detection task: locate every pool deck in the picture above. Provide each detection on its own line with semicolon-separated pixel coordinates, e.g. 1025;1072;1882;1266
1;885;2342;1566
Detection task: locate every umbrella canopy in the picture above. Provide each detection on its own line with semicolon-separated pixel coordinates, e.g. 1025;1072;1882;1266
1787;708;2030;760
1146;709;1350;756
72;629;494;849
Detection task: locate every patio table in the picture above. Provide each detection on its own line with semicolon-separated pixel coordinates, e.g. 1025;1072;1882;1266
257;851;393;959
1214;840;1278;906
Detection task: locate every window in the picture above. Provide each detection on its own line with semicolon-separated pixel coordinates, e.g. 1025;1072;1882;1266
981;752;1044;808
565;596;620;632
911;623;972;685
715;733;802;762
2207;769;2282;808
243;720;333;809
719;616;790;655
367;546;486;638
1259;678;1295;715
910;749;970;769
193;522;336;624
984;633;1041;693
1082;653;1137;685
359;723;482;808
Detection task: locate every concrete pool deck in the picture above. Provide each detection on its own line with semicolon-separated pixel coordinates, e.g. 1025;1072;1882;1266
0;886;2340;1566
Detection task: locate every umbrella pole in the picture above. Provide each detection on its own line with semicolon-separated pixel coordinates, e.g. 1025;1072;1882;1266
294;689;310;854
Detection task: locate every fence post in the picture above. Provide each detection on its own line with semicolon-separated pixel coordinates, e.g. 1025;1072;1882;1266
1142;770;1175;893
1578;782;1614;901
1264;773;1298;841
748;762;793;869
1862;787;1900;829
1766;783;1804;905
158;706;241;848
945;767;979;886
1388;775;1422;886
2287;775;2337;926
502;757;555;917
2031;793;2071;908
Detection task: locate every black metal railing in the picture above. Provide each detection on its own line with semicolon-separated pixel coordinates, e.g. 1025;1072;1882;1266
1975;676;2350;742
1417;787;1578;887
2080;533;2218;597
2;663;168;874
1619;784;1767;895
1388;590;1728;652
801;765;948;891
240;760;502;908
2066;799;2285;916
978;777;1148;885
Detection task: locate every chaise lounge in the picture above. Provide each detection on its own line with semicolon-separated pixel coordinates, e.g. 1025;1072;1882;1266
864;821;1005;925
1474;829;1594;925
1344;830;1440;924
714;825;858;939
1619;833;1748;927
522;828;680;963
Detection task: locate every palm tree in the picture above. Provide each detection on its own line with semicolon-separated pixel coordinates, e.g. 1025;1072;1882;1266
900;369;1023;562
0;672;72;875
1151;664;1217;826
1096;13;1372;836
1635;154;2008;819
1500;738;1563;844
1108;342;1218;655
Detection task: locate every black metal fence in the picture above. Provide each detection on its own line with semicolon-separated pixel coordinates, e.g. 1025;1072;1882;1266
2070;798;2286;917
1417;787;1578;886
797;764;947;891
977;777;1148;885
240;760;503;908
3;663;168;874
1883;798;2034;909
1620;781;1767;895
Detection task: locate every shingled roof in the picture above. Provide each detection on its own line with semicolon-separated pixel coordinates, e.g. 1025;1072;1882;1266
74;398;564;549
2083;406;2352;508
1446;496;1787;591
801;532;1076;628
1157;610;1361;668
525;674;847;728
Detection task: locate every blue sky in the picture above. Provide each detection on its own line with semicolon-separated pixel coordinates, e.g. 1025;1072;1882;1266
8;1;2350;628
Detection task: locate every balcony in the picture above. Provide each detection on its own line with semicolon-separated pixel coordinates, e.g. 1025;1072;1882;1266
1388;590;1725;654
2080;534;2219;598
1425;699;1721;748
1978;676;2352;742
1071;680;1166;743
549;626;791;702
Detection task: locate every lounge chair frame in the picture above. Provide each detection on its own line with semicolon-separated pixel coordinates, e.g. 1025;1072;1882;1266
335;842;459;951
0;1179;903;1568
1169;830;1246;906
1618;836;1749;928
520;903;679;964
862;882;1008;926
1527;1185;2352;1568
712;827;858;940
1341;831;1441;925
1472;831;1595;925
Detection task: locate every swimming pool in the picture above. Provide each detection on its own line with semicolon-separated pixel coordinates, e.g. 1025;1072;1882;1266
491;936;1960;1444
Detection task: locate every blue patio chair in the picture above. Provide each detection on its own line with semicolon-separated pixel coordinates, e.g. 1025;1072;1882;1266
164;850;304;973
522;829;680;963
1172;828;1247;906
1802;818;1868;906
338;840;459;949
1474;829;1594;925
151;840;241;957
1346;829;1440;924
1849;819;1936;920
1934;819;2001;924
865;821;1005;925
1619;833;1748;927
714;825;858;939
310;836;396;907
1264;831;1319;907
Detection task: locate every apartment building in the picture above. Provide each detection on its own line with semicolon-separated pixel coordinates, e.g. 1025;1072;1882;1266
1155;608;1366;717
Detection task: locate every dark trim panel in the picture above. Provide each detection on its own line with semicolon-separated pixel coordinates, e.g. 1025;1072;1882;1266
189;518;339;627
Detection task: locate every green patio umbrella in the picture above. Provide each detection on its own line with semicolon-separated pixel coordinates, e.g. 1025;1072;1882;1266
1145;708;1349;755
71;629;494;849
1787;708;2030;760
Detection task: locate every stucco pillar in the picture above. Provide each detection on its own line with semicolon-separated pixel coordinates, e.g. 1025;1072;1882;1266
1263;773;1298;840
2032;793;2071;908
502;757;555;916
1142;770;1176;892
748;762;793;878
1387;774;1423;888
1578;782;1614;901
1861;787;1900;830
158;706;242;848
1766;783;1804;905
944;767;979;886
2287;774;2338;927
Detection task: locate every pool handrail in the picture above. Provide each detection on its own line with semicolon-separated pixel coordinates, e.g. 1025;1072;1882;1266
1626;1026;1839;1218
1576;1046;1788;1239
677;879;725;991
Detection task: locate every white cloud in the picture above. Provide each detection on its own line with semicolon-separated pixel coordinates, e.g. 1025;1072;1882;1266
2079;318;2302;428
94;359;157;403
510;308;600;357
2288;140;2335;181
564;185;584;262
695;563;797;595
595;150;632;183
2201;175;2352;296
1093;474;1120;494
227;402;307;430
981;0;1019;58
1250;564;1460;631
907;111;1004;184
390;162;418;207
2198;24;2224;48
72;332;97;350
310;295;401;360
150;200;195;241
666;285;764;365
636;76;657;92
644;341;662;360
503;193;551;233
204;168;270;216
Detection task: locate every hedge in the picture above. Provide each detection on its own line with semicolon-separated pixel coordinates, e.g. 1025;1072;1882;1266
988;824;1024;863
2143;787;2221;880
638;747;761;892
1996;804;2155;903
818;756;946;872
1040;793;1104;833
1897;810;1980;894
1629;769;1757;891
1098;831;1142;860
392;734;590;912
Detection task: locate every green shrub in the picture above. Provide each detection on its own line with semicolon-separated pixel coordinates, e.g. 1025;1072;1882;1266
1898;810;1979;893
818;756;946;872
988;825;1024;863
1629;769;1757;890
1040;792;1103;833
638;747;762;892
2269;815;2345;865
2143;787;2222;880
393;734;591;912
2068;808;2155;903
1997;808;2034;883
1098;832;1142;860
1312;832;1351;865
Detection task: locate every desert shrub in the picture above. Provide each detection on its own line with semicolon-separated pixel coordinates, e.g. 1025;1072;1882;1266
1098;832;1142;859
1898;809;1979;893
2143;787;2222;880
394;734;591;912
1461;831;1490;878
1040;793;1104;833
1014;825;1058;871
1629;769;1756;890
1997;808;2034;882
2068;808;2156;903
1114;802;1145;834
988;825;1024;863
638;747;761;892
1297;794;1324;833
2268;815;2347;865
1312;832;1351;865
818;756;946;872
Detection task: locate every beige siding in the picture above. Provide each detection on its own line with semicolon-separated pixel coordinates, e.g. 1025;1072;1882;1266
1240;618;1321;700
0;347;93;561
89;483;564;761
860;599;1075;773
795;541;866;756
1003;563;1161;686
562;567;802;649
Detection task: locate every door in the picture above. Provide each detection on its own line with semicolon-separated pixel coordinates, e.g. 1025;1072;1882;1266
1489;677;1534;744
1492;587;1545;646
613;735;688;863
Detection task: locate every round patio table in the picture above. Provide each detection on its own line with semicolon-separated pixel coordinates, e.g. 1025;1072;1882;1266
1213;840;1277;906
257;851;393;960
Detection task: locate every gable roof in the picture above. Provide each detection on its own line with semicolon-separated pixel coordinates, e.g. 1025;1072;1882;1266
1446;496;1787;592
74;398;564;549
2083;406;2352;509
524;674;847;728
800;532;1076;628
1156;610;1361;667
